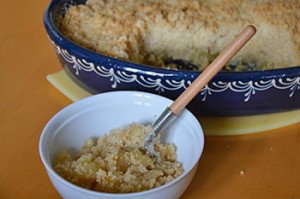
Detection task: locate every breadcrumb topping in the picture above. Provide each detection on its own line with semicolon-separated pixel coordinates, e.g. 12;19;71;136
54;123;184;193
58;0;300;71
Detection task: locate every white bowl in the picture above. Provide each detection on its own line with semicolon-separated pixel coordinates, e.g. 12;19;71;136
39;91;204;199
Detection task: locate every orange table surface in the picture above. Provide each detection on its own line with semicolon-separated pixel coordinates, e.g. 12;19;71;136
1;1;300;198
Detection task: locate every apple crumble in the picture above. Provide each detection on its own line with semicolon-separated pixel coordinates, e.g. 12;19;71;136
54;123;184;193
57;0;300;71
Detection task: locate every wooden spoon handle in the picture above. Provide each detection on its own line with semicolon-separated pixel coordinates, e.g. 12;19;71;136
169;25;256;115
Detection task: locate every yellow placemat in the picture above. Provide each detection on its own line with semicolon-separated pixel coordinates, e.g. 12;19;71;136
47;70;300;135
47;70;91;101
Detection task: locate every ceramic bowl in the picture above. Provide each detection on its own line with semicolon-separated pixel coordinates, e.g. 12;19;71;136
43;0;300;116
39;91;204;199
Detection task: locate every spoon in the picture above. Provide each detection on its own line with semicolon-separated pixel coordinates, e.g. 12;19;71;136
144;25;256;159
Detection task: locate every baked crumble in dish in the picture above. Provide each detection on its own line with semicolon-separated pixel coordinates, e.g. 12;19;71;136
57;0;300;71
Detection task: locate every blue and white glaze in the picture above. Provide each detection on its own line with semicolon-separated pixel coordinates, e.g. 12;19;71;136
44;0;300;116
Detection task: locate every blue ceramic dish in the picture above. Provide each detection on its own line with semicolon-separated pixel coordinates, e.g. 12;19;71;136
44;0;300;116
